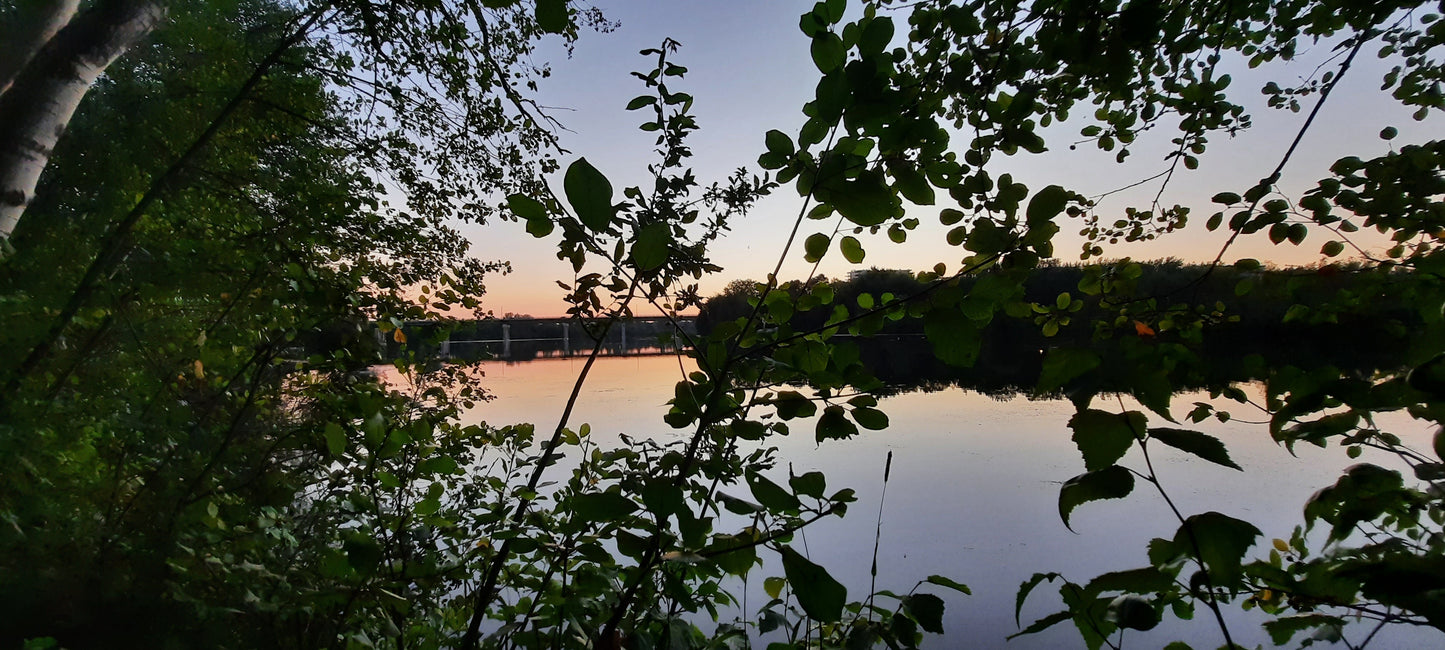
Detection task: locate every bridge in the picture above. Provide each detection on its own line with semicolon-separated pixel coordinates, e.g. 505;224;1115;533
385;317;698;361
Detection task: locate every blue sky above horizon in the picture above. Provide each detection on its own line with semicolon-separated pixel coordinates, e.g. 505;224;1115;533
461;0;1438;318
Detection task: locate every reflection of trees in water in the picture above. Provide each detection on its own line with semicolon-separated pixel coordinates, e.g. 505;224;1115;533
853;326;1410;400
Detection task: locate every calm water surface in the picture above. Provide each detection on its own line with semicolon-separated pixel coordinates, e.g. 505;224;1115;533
443;355;1439;649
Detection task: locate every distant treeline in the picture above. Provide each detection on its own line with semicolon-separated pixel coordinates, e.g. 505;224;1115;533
696;259;1429;396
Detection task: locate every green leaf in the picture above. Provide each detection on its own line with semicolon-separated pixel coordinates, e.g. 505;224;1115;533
1322;240;1345;257
1085;567;1175;595
1106;594;1158;631
414;496;440;516
780;546;847;622
893;165;935;205
323;422;346;457
1173;511;1260;586
1287;222;1307;244
903;593;946;633
571;491;637;523
775;390;818;420
535;0;568;33
1038;348;1101;392
625;95;655;111
964;219;1012;255
764;575;787;599
817;405;859;442
925;575;971;595
1015;572;1060;625
640;479;688;517
1147;428;1242;470
632;222;670;270
564;157;615;231
1058;466;1135;531
804;233;830;263
747;472;800;512
1068;409;1143;471
418;455;459;475
765;129;795;156
718;492;763;515
1211;192;1242;205
858;16;894;54
1264;614;1346;646
711;533;758;576
789;471;826;498
345;536;383;573
840;236;865;263
1304;463;1416;540
507;193;546;221
1008;610;1072;639
851;406;889;430
925;308;982;367
811;32;846;72
830;171;902;227
525;213;554;237
1026;185;1068;226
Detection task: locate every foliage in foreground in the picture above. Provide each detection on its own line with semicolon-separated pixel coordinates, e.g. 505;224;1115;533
0;0;1443;649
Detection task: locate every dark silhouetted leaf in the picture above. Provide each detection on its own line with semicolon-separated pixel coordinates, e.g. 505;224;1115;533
817;405;859;441
535;0;568;33
1014;572;1060;625
1173;511;1260;586
903;593;946;633
1038;348;1100;392
780;546;846;621
1026;185;1068;226
925;575;971;594
840;235;865;263
811;32;845;72
571;492;637;523
1008;610;1071;639
564;157;614;231
851;406;888;430
1148;428;1242;470
1264;614;1345;645
804;233;830;263
1069;409;1143;471
789;471;826;498
632;222;670;270
1106;594;1158;631
747;472;800;512
1059;466;1135;530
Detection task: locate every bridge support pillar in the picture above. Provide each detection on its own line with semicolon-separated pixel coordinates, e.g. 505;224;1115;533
502;323;511;358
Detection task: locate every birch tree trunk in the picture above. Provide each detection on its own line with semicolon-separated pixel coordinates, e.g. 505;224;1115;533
0;0;166;244
0;0;81;95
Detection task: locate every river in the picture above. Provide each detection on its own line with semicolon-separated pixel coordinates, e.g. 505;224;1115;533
428;354;1439;649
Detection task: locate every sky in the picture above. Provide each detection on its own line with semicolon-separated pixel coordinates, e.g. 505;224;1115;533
460;0;1438;318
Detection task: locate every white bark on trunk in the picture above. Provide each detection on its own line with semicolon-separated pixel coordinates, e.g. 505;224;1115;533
0;0;166;244
0;0;82;95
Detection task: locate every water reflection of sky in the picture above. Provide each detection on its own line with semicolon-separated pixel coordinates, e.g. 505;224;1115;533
394;355;1439;649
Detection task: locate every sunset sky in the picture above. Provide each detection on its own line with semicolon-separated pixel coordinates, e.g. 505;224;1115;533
459;0;1438;318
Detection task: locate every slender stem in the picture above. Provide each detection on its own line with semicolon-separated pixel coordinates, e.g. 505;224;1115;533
1126;401;1239;649
865;451;893;623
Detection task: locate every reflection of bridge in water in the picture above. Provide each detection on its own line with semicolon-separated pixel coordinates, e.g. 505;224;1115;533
389;317;697;361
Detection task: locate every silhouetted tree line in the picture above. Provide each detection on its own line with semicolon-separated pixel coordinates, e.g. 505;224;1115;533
697;260;1423;396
